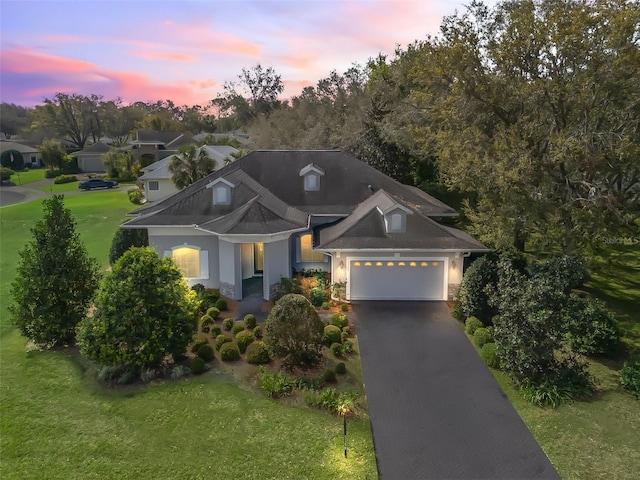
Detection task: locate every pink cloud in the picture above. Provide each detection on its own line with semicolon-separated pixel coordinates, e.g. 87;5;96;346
160;20;262;57
2;48;95;74
129;50;198;62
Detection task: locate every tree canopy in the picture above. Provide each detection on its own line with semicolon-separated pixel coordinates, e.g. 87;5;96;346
168;144;216;189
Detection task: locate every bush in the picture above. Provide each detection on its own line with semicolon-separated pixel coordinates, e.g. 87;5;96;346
191;283;206;295
190;333;209;352
322;368;337;383
450;302;463;321
223;317;234;331
330;342;344;357
245;341;271;364
465;316;484;335
1;149;24;170
45;168;63;179
529;255;590;293
206;307;220;319
128;189;144;205
620;356;640;399
199;289;220;311
340;331;349;343
190;357;206;375
108;228;148;265
520;380;574;408
341;326;351;336
474;327;493;348
305;388;358;413
258;366;294;397
197;344;215;362
323;325;342;346
215;334;232;351
0;166;15;181
562;296;620;357
209;324;222;337
335;362;346;374
342;340;354;354
321;301;330;310
310;287;327;307
199;314;214;332
231;322;245;335
244;314;257;329
340;303;349;312
330;312;349;329
480;343;499;368
219;342;241;361
253;325;263;338
456;254;500;324
54;174;77;184
235;330;255;353
215;298;227;311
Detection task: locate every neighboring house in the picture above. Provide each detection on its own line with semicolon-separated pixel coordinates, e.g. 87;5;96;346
72;142;111;172
131;130;196;165
123;150;489;302
139;145;239;202
0;141;42;167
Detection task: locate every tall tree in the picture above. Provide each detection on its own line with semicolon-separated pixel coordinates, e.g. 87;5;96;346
39;138;70;171
0;103;30;139
168;144;216;189
10;195;100;346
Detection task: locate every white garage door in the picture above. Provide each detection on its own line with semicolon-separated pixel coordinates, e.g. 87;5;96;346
349;259;445;300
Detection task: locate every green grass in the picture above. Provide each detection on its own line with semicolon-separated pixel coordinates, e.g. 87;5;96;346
0;193;378;479
7;168;47;185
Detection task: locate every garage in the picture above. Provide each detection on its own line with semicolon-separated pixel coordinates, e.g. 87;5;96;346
348;259;446;300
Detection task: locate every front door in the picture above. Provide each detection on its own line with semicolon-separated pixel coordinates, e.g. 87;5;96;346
254;242;264;273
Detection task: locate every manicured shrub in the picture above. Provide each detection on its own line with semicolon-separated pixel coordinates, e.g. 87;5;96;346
340;331;349;343
206;307;220;319
245;341;271;364
253;325;263;338
465;316;483;335
190;357;206;375
480;343;499;368
456;254;500;324
340;303;349;312
54;174;78;184
1;150;24;170
342;340;354;354
330;342;343;357
190;333;209;353
330;312;349;329
199;288;220;311
310;287;327;307
322;368;337;383
219;342;241;361
474;327;493;348
620;356;640;399
128;189;144;205
215;298;227;311
209;324;222;337
231;322;245;335
199;314;214;332
191;283;206;295
197;344;215;362
215;334;232;351
257;366;294;397
562;295;620;357
450;302;463;321
335;362;346;374
323;325;342;346
223;317;234;331
321;301;330;310
244;314;257;329
0;167;15;181
235;330;255;354
341;325;351;336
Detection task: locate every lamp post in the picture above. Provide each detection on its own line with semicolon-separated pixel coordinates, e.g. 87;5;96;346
341;404;349;458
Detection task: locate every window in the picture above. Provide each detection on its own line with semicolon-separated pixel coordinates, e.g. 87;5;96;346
172;246;200;278
390;213;403;230
215;186;229;204
148;181;159;191
304;173;319;191
300;234;324;262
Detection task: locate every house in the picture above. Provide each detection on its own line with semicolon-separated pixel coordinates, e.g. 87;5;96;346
0;141;42;167
123;150;488;302
131;130;196;165
138;145;239;202
72;142;112;172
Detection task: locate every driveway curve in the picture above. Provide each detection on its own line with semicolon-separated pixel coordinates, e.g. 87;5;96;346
353;301;559;480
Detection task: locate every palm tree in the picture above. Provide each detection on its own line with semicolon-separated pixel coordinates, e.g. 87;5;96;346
168;145;216;189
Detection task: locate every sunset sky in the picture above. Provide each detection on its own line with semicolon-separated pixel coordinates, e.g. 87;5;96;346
0;0;497;108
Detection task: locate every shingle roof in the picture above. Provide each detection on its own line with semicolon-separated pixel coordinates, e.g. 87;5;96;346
0;141;38;154
72;142;111;155
135;130;185;145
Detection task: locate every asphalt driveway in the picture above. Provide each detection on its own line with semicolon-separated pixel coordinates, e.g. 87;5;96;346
353;301;559;480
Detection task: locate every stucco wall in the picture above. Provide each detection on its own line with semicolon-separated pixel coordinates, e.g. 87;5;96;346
263;239;290;300
219;240;242;299
145;178;179;202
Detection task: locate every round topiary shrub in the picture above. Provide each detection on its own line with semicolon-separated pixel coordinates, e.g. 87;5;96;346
220;342;241;361
322;368;337;383
342;339;354;354
190;357;206;375
244;314;257;329
341;325;351;336
465;316;484;335
253;325;263;338
215;298;227;311
209;324;222;337
128;189;144;205
235;330;255;354
340;331;349;343
206;307;220;319
190;333;209;353
335;362;346;374
457;254;500;324
245;341;271;364
480;342;499;368
474;327;493;348
223;317;234;331
200;314;214;332
330;312;348;329
54;174;78;184
323;325;342;346
215;334;232;351
330;342;343;357
231;322;245;335
620;355;640;399
197;344;215;362
321;301;330;310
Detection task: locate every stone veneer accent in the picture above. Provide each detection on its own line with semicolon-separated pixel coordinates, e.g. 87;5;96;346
269;282;281;300
220;282;235;299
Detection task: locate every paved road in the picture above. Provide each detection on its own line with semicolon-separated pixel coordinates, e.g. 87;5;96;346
353;301;560;480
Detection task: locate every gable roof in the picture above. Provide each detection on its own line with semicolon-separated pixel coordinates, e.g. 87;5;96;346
72;142;111;155
316;189;488;251
134;130;185;145
0;141;39;154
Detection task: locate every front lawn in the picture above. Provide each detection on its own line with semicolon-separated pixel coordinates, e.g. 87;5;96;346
0;193;378;479
5;168;47;185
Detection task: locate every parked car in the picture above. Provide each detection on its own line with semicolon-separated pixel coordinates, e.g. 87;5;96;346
78;178;118;190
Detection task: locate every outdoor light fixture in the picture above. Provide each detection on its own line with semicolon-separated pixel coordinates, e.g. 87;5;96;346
451;260;457;269
339;261;345;270
341;404;349;458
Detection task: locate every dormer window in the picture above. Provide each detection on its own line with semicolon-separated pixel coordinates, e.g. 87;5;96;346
299;163;325;192
206;177;235;205
378;204;412;234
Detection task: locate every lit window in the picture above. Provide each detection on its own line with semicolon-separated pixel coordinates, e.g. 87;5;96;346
173;247;200;278
148;181;159;191
300;234;324;262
